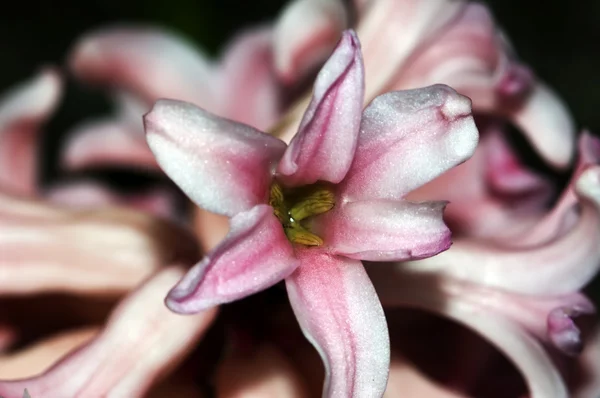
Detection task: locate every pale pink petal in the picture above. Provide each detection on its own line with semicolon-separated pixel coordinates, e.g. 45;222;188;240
286;250;389;397
217;28;280;130
511;83;576;168
277;30;364;186
408;126;553;240
144;100;286;216
0;192;199;295
69;27;215;105
0;328;98;379
403;165;600;296
341;85;478;201
216;344;309;398
61;118;159;171
370;267;570;398
274;0;347;83
46;182;180;220
389;3;575;167
316;199;450;261
0;69;61;195
357;0;466;100
0;268;217;397
166;205;298;313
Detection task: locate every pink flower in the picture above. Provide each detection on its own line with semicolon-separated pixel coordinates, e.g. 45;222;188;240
144;30;479;396
0;268;217;397
371;133;600;397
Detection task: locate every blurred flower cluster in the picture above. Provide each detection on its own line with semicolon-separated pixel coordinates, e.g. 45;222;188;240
0;0;598;397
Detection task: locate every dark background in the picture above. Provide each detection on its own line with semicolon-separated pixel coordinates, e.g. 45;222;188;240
0;0;599;301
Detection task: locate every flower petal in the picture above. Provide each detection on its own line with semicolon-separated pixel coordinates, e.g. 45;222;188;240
61;117;159;171
145;99;286;216
166;204;298;313
0;268;217;397
370;267;570;398
403;164;600;296
277;30;364;186
286;250;389;397
217;28;281;130
69;26;215;105
389;3;575;168
357;0;466;100
317;199;450;261
0;192;199;295
274;0;347;83
0;69;61;195
341;84;478;201
408;125;553;240
46;181;180;220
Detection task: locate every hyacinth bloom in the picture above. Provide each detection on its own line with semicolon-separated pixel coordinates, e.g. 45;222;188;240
144;30;479;396
0;268;217;397
369;133;600;397
62;23;289;173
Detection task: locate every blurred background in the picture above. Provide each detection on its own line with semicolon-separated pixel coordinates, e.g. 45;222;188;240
1;0;599;301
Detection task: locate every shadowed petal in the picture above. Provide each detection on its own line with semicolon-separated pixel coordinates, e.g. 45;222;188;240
274;0;347;83
0;69;62;195
46;182;180;220
61;118;158;171
0;192;199;295
277;30;364;186
370;267;569;398
403;165;600;296
0;268;217;397
408;125;553;240
69;27;215;105
166;205;298;313
341;85;478;201
217;28;280;130
216;344;309;397
286;250;389;397
357;0;466;100
317;199;450;261
145;100;286;216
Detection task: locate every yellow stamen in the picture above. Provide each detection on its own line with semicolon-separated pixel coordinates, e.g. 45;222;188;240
289;187;335;221
285;224;324;246
269;182;287;223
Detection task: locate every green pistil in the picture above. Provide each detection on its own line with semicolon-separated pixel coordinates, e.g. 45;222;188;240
269;181;335;246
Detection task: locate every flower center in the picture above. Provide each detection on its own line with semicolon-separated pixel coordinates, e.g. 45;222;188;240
269;181;335;246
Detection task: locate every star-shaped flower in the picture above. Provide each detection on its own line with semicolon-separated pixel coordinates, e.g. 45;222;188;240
144;30;479;396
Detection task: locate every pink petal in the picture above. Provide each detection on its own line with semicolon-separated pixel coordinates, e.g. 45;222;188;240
277;30;364;186
69;26;215;105
144;99;286;216
511;83;576;168
274;0;347;83
46;182;180;220
61;118;159;171
0;69;61;195
0;191;199;295
404;164;600;296
166;205;298;313
316;199;450;261
547;302;596;357
217;28;280;130
0;268;217;397
286;250;389;397
341;84;478;201
389;3;575;168
408;125;553;240
357;0;466;100
370;267;570;398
